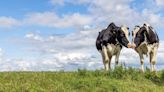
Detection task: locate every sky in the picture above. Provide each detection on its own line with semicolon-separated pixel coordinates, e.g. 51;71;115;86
0;0;164;71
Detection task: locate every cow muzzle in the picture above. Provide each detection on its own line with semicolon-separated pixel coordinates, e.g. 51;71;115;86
131;43;136;49
127;43;131;48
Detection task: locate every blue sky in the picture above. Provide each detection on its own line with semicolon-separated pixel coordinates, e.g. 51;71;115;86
0;0;164;71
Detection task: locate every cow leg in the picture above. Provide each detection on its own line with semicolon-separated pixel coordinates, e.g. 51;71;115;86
150;47;158;72
102;46;109;71
139;53;144;72
99;50;105;68
115;50;121;66
149;52;153;72
108;56;112;70
106;44;113;70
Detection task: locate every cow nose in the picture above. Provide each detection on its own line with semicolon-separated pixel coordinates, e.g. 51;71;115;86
131;43;136;49
127;43;131;48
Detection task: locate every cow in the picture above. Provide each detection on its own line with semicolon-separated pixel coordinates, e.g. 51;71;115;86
96;22;131;71
131;23;159;72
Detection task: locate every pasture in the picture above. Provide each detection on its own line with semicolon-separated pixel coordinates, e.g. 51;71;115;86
0;66;164;92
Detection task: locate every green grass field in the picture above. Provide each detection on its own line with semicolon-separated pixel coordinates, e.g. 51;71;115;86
0;66;164;92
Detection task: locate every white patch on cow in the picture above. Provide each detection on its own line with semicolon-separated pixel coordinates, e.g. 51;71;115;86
107;43;115;55
132;26;140;43
102;46;109;62
121;25;130;43
107;43;122;63
102;45;109;71
150;44;158;71
107;43;121;56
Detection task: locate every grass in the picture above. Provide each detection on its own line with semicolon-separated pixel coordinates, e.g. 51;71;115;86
0;66;163;92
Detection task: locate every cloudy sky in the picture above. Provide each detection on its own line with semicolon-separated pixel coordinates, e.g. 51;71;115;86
0;0;164;71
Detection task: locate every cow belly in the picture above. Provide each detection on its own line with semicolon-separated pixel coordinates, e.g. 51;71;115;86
147;43;159;53
107;44;121;56
141;44;148;54
135;43;148;55
136;43;159;55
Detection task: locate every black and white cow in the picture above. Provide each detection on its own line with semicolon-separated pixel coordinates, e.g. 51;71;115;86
96;22;131;71
131;23;159;72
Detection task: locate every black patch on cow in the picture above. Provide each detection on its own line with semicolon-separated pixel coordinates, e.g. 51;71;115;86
147;26;159;44
96;29;106;50
102;28;117;46
134;27;146;47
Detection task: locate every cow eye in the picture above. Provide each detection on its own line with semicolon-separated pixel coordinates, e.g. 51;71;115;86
127;27;129;30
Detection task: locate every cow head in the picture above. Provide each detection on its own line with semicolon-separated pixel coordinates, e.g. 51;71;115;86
116;25;131;48
131;25;148;48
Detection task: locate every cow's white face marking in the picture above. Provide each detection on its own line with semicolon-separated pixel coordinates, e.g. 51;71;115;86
132;26;140;43
121;25;130;42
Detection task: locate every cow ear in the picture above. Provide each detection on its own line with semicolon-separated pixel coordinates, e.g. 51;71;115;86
143;23;146;26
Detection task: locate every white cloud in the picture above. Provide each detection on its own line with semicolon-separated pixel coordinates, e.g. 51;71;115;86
0;0;164;29
0;16;20;27
24;12;92;28
156;0;164;7
142;9;164;28
0;48;3;56
50;0;65;5
49;0;164;29
0;48;4;61
25;32;43;41
0;0;163;30
50;0;90;5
